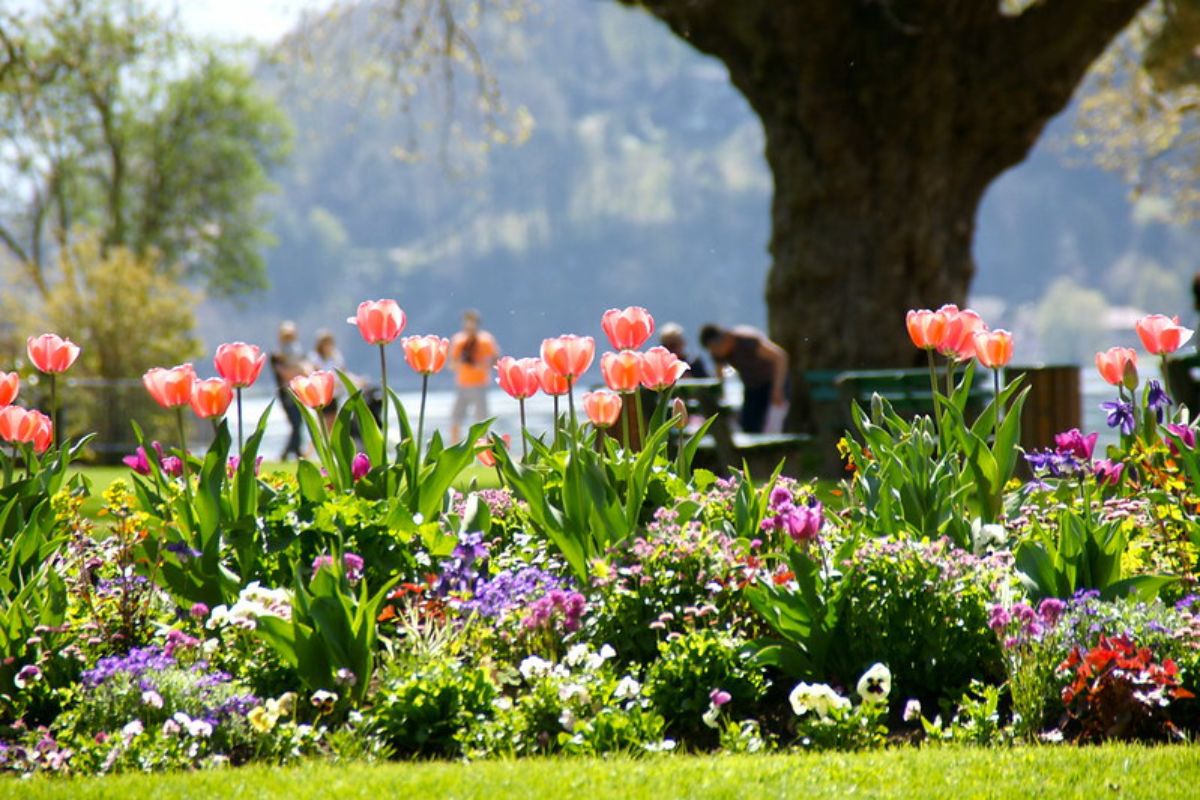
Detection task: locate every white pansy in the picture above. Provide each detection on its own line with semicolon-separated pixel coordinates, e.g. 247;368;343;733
856;663;892;706
612;676;642;701
519;656;553;681
788;682;851;719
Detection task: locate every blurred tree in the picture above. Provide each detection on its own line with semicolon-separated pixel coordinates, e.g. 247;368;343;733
1073;1;1200;220
0;0;291;299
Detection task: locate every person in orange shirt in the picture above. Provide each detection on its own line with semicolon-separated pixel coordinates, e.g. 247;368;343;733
449;309;500;441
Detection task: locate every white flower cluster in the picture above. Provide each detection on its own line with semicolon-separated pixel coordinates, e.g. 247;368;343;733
206;582;292;630
789;663;893;720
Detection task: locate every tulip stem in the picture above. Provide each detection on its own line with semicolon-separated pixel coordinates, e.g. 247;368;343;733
519;398;528;460
993;367;1003;441
3;445;12;487
1160;355;1173;413
621;393;631;455
49;373;59;450
634;389;645;451
567;376;577;434
175;406;190;502
378;344;389;484
235;387;244;452
926;349;944;458
945;358;955;400
417;373;428;460
552;396;560;450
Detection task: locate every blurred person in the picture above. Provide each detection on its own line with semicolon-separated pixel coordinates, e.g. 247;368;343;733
659;322;710;379
271;321;308;460
699;323;788;434
449;309;500;441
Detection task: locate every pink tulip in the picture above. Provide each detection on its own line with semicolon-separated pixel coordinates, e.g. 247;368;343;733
496;357;540;400
143;364;197;409
401;335;450;375
1135;314;1194;356
1095;347;1137;387
535;361;570;396
600;350;643;393
290;371;337;409
600;306;655;351
0;372;18;407
639;346;690;391
937;306;985;361
349;299;406;345
540;335;595;380
582;390;622;428
26;333;80;374
973;329;1014;369
213;342;267;388
190;378;234;419
905;308;949;351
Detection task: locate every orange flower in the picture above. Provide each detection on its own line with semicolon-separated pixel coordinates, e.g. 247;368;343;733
349;299;406;345
1095;347;1138;387
26;333;80;374
0;371;18;407
496;357;540;400
600;350;643;393
143;364;197;409
1135;314;1194;356
535;359;570;396
973;329;1013;369
401;335;450;375
0;406;52;453
289;371;336;409
600;306;655;351
938;306;985;361
540;335;595;380
905;308;948;351
190;378;234;419
213;342;267;388
639;346;690;391
582;390;623;428
475;434;511;467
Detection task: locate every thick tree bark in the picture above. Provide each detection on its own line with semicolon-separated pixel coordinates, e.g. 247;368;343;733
622;0;1150;386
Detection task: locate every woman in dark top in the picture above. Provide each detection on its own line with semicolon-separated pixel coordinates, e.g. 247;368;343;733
699;323;788;433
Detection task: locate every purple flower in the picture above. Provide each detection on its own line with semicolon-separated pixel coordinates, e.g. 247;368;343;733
769;486;793;509
1024;449;1079;478
165;541;201;562
351;452;371;481
1037;598;1066;626
14;664;42;689
313;553;364;582
709;688;732;707
190;603;210;620
1054;428;1098;461
1146;380;1172;423
987;604;1011;633
1093;459;1123;487
226;455;264;478
160;455;183;478
122;446;154;476
1100;400;1135;435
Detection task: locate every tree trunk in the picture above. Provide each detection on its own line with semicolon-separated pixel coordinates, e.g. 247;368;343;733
623;0;1151;417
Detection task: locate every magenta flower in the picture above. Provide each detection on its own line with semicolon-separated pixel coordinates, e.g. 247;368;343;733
351;452;371;481
1093;459;1124;487
1166;423;1196;452
1054;428;1098;461
709;688;732;707
313;552;365;583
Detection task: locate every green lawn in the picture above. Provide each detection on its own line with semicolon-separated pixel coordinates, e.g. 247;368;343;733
8;746;1199;799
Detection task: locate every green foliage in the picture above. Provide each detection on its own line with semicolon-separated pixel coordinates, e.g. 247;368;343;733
644;630;767;743
367;657;497;757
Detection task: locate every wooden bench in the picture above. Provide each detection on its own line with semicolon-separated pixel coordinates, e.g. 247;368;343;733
674;378;815;477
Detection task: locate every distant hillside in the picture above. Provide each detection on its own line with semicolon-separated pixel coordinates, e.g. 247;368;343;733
197;0;1200;379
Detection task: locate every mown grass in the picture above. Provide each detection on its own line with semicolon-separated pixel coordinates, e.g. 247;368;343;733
7;745;1199;800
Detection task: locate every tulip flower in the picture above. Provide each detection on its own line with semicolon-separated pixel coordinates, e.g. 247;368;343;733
144;364;198;487
540;335;595;440
190;377;234;421
0;406;53;460
600;351;643;394
905;308;948;351
1095;347;1137;388
671;397;688;430
1136;314;1193;356
1054;428;1098;461
349;299;406;479
496;357;540;457
1093;459;1124;487
1136;314;1194;401
213;342;266;388
214;342;267;450
639;346;690;392
0;405;26;445
401;334;449;453
582;390;622;429
0;372;18;407
351;452;371;481
601;306;655;351
289;371;336;410
535;360;570;396
475;434;511;483
938;306;985;361
973;330;1013;369
26;333;80;374
349;299;406;346
27;333;80;449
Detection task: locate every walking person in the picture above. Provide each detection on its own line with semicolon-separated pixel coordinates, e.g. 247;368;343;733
449;309;500;442
271;321;308;460
699;323;789;434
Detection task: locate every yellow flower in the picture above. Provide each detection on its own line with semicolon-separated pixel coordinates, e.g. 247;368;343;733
248;705;276;733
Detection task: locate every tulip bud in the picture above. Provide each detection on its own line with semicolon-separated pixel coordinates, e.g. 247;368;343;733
1122;359;1139;392
671;397;687;430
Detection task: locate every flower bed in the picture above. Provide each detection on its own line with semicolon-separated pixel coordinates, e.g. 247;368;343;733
0;303;1197;776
